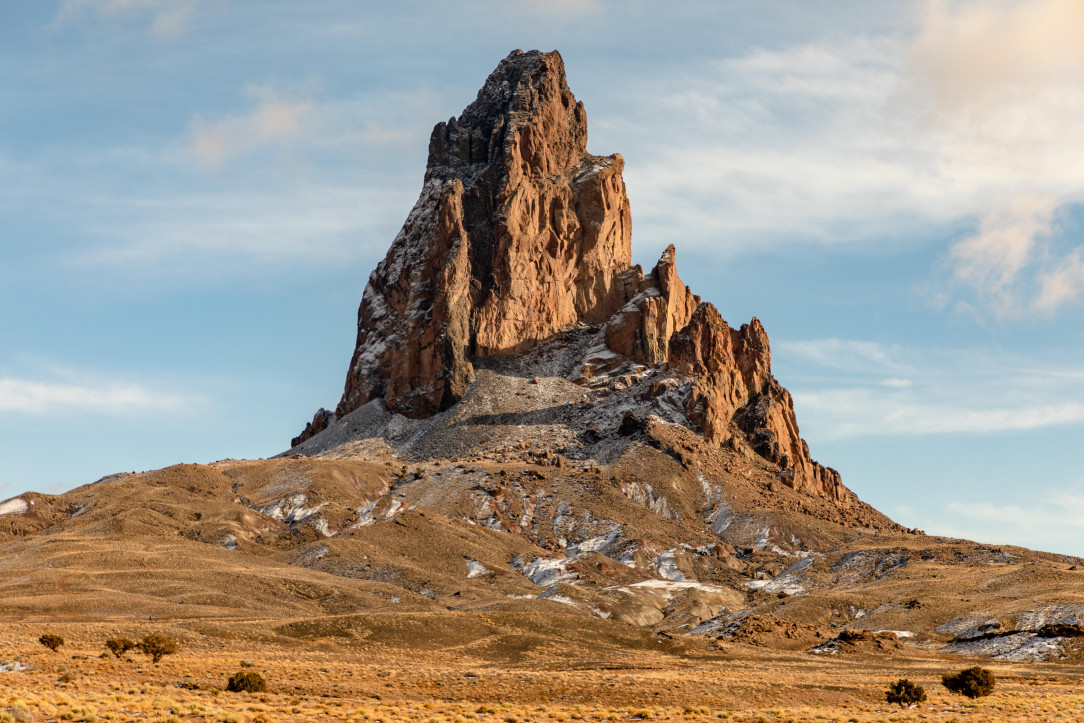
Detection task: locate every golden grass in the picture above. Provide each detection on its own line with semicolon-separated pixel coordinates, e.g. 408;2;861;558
2;623;1084;723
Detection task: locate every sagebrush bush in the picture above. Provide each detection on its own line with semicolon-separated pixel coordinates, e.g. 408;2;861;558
105;638;137;659
886;678;927;706
39;633;64;651
226;670;268;693
137;634;178;664
942;666;996;698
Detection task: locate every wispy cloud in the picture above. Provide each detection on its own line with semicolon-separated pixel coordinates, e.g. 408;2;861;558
72;183;409;274
0;375;194;416
777;338;1084;439
54;0;206;37
189;85;313;167
910;0;1084;316
795;388;1084;437
773;338;909;376
3;81;444;278
944;194;1058;316
1035;250;1084;311
611;0;1084;319
940;487;1084;555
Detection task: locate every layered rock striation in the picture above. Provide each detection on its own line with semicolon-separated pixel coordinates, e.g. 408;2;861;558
295;49;850;507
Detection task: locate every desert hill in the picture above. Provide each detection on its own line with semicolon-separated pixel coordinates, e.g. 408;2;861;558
2;49;1084;681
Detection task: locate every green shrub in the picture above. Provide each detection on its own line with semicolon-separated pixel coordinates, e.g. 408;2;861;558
942;666;996;698
105;638;137;659
226;670;268;693
39;633;64;652
137;634;178;664
886;678;927;706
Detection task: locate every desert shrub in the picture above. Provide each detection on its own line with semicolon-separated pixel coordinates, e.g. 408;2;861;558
137;634;178;664
39;633;64;651
886;678;927;706
105;638;137;659
942;666;996;698
226;670;268;693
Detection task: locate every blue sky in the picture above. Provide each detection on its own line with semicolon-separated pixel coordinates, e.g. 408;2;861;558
3;0;1084;555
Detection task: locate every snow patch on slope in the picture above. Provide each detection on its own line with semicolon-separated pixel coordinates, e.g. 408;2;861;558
0;498;28;516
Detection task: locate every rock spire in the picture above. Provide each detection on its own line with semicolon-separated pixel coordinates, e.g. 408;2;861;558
293;49;849;507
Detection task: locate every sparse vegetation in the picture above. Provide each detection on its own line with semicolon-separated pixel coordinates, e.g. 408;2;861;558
38;633;64;652
226;670;268;693
137;634;178;664
105;638;137;659
885;678;927;707
942;666;996;698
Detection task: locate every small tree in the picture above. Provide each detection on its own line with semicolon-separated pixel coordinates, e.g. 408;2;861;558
886;678;927;707
227;670;268;693
38;633;64;652
105;638;137;659
942;667;996;699
137;634;178;664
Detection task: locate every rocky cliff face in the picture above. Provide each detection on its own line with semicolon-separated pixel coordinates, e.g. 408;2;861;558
294;49;851;508
334;49;631;423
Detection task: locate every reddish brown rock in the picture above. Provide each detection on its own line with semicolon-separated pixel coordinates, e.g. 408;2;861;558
603;245;700;366
291;408;336;448
292;48;856;511
333;49;633;422
668;304;856;507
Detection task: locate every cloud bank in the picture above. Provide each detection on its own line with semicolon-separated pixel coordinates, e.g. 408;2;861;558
612;0;1084;318
0;376;192;416
777;337;1084;439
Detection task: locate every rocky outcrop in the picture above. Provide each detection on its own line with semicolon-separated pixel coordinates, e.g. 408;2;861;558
666;304;854;506
334;49;632;422
292;408;336;448
293;48;853;510
604;245;700;366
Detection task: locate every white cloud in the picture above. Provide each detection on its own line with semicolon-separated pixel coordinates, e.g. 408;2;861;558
910;0;1084;316
54;0;205;37
778;338;1084;439
608;0;1084;318
74;183;409;273
945;194;1058;315
619;35;925;250
1035;249;1084;312
190;86;313;167
0;376;192;416
942;488;1084;555
795;388;1084;437
774;338;909;375
4;81;444;276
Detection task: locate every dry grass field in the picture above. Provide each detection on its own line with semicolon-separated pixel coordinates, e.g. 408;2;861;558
3;358;1084;721
2;621;1084;723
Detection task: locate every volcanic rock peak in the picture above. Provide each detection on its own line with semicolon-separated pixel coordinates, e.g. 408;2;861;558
297;49;631;426
294;49;851;508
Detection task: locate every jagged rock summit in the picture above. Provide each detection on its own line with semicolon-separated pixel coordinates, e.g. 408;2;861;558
316;49;632;425
294;49;848;508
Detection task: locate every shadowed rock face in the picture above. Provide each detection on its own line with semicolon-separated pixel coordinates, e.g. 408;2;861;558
293;48;850;508
336;49;633;421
